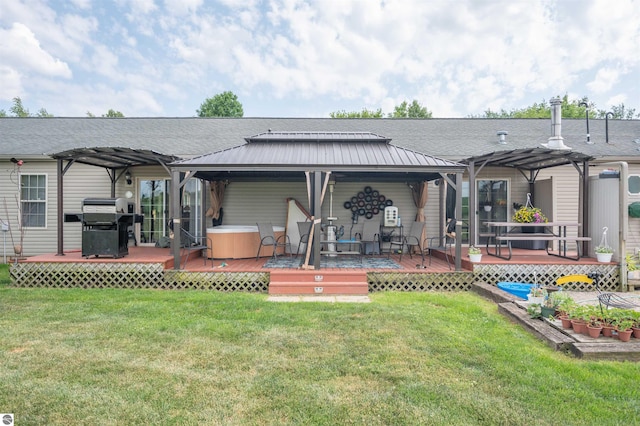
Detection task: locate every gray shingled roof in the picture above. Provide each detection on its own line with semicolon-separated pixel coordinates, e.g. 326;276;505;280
1;117;639;163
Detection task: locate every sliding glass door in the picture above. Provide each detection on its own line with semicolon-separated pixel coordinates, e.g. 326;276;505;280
477;179;509;245
139;179;170;245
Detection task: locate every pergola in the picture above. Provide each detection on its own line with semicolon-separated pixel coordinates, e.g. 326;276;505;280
462;147;594;250
170;132;468;270
50;147;181;256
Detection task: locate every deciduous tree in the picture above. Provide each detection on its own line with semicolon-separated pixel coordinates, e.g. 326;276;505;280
197;91;244;117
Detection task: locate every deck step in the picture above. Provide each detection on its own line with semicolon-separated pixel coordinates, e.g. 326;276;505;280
269;270;368;295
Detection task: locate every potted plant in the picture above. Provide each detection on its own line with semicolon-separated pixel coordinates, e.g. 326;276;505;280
615;319;634;342
527;303;542;319
527;286;547;306
468;246;482;263
587;317;603;339
569;305;591;334
511;195;548;249
555;296;576;329
512;205;548;225
595;245;614;263
629;311;640;339
541;294;559;319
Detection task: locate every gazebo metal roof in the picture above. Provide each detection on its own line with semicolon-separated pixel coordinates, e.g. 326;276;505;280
51;147;181;169
462;147;594;171
172;135;465;183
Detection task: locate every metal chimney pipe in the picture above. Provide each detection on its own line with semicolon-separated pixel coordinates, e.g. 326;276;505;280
579;101;592;144
543;97;570;150
497;130;508;144
605;112;614;144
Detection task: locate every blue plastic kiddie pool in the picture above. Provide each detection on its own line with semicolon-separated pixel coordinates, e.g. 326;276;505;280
496;282;535;300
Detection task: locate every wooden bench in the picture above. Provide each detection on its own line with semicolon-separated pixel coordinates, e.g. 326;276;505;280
488;233;591;260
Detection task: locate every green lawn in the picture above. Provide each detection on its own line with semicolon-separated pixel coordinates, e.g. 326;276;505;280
1;273;639;425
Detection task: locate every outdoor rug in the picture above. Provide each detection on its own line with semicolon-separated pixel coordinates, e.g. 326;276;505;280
263;256;402;269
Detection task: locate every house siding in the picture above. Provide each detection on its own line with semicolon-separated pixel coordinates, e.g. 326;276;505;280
1;160;111;256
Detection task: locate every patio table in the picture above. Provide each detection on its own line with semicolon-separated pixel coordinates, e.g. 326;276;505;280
484;221;590;261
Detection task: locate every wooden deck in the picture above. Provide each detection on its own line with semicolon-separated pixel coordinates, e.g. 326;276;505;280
14;245;619;294
21;245;607;272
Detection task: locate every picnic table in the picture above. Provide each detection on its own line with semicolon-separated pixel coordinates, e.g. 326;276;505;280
484;221;591;261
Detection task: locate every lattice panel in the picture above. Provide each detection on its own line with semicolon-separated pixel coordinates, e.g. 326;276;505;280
471;264;620;291
10;262;164;289
368;272;474;292
164;271;269;292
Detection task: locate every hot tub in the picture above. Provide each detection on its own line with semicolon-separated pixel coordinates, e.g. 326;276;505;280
496;282;535;300
207;225;285;259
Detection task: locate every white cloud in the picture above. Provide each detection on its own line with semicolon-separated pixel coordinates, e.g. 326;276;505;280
163;0;203;16
0;66;24;100
69;0;92;9
0;0;638;117
0;22;72;78
587;67;622;94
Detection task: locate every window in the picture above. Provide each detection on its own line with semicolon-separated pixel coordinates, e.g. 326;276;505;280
20;174;47;228
629;175;640;195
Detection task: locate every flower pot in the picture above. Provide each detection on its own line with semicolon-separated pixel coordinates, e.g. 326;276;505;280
617;328;633;342
571;319;587;334
483;205;492;212
559;316;572;329
540;306;556;319
602;325;615;337
14;244;22;255
527;295;545;305
632;327;640;339
596;253;613;263
469;254;482;263
587;324;603;339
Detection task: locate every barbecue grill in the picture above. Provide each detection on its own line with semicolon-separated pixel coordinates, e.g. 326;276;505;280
66;198;138;258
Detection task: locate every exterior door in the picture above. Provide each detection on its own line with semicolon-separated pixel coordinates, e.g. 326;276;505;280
181;179;203;237
139;179;170;245
477;179;509;245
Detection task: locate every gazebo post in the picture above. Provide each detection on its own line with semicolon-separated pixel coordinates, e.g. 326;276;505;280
312;171;322;270
172;168;182;270
56;159;65;256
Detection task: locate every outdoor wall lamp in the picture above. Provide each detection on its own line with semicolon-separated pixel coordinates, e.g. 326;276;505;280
125;170;132;185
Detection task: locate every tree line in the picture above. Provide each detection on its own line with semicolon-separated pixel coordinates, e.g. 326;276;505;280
1;92;637;119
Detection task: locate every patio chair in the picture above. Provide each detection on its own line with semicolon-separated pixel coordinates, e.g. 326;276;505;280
359;220;381;255
424;218;456;270
179;228;213;268
556;272;640;312
295;221;312;257
256;222;291;260
388;221;425;266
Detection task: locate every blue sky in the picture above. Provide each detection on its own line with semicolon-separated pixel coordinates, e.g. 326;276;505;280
0;0;638;118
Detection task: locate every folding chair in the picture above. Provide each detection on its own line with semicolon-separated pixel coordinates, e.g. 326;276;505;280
388;221;426;265
295;221;312;257
556;273;640;312
256;222;291;260
179;228;213;268
425;218;456;270
359;220;381;255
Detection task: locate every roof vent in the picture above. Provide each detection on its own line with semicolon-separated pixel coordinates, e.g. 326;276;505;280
497;131;508;144
542;97;571;150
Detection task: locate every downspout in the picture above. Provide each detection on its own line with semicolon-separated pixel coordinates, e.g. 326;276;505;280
57;159;64;256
